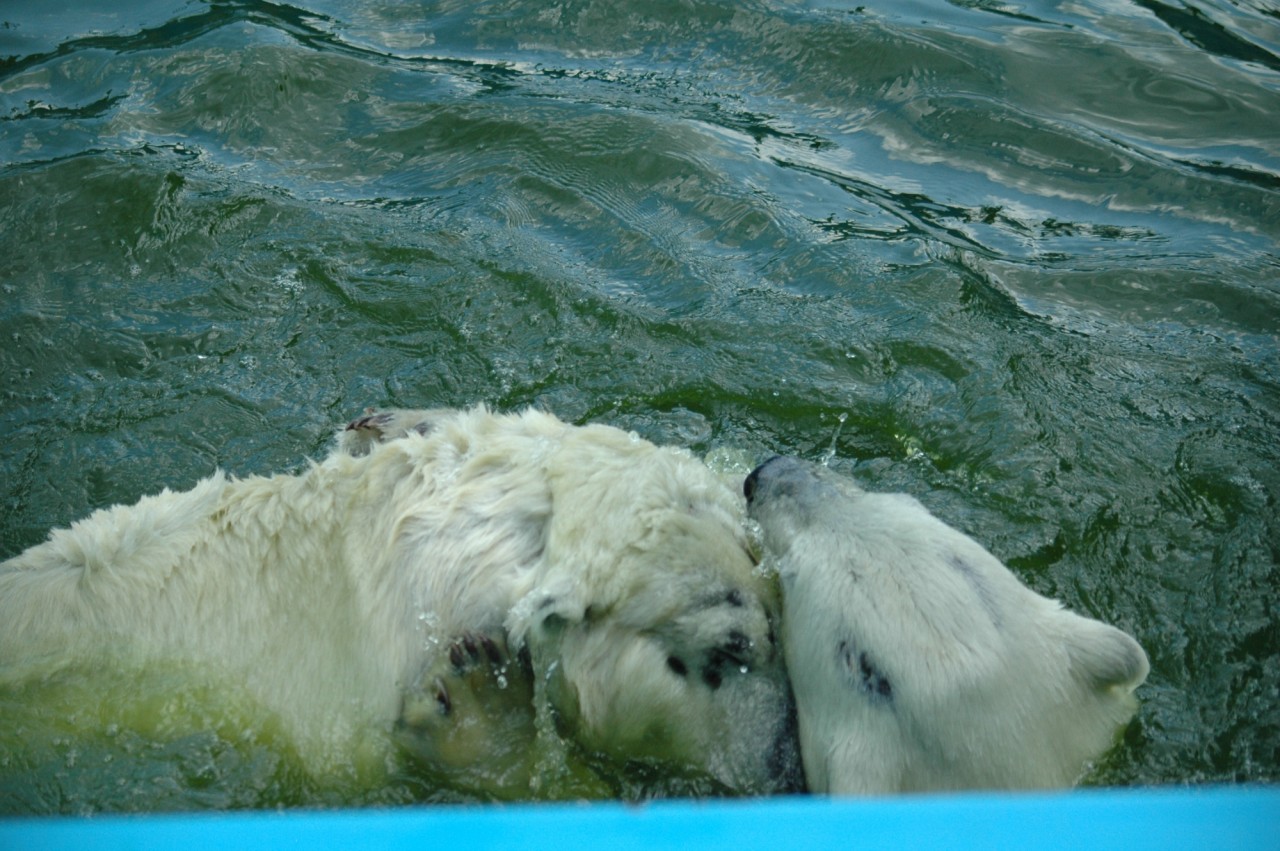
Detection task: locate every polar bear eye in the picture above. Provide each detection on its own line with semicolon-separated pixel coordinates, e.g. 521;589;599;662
667;656;689;677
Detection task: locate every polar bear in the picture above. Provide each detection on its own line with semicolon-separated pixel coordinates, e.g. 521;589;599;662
743;455;1148;795
0;406;801;801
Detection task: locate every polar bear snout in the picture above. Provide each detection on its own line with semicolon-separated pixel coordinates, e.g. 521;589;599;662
745;456;850;553
664;627;759;691
700;629;753;689
745;455;844;509
743;455;789;506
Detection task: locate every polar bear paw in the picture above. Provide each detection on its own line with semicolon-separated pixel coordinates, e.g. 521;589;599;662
394;631;539;791
393;631;543;795
400;632;530;723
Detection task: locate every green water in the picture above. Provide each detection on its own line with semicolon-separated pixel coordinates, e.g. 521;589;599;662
1;0;1277;813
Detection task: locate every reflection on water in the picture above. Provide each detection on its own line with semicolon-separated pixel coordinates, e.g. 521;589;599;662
2;0;1278;812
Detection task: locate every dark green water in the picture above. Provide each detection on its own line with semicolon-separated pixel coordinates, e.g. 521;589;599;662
2;0;1277;813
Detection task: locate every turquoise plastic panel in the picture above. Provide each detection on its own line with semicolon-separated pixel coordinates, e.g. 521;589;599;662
2;787;1277;851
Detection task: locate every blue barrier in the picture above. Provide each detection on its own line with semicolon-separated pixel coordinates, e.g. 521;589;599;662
2;786;1276;851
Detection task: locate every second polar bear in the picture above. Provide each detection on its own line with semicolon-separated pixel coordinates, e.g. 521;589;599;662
744;456;1148;794
0;407;801;801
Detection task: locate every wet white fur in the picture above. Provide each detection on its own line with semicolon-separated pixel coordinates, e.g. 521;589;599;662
746;457;1148;794
0;407;796;792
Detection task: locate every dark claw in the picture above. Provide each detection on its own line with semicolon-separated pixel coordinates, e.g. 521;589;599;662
434;676;451;715
448;632;505;672
481;635;503;666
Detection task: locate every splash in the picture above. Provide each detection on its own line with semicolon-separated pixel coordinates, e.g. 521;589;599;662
819;412;849;467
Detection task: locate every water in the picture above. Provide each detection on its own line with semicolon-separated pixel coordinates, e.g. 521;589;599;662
1;0;1277;813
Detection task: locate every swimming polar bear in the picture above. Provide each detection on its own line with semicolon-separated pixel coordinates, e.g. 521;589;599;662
743;455;1148;795
0;406;801;800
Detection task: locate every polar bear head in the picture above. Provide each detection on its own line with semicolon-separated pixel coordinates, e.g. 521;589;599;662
504;421;802;795
354;408;803;796
744;455;1148;794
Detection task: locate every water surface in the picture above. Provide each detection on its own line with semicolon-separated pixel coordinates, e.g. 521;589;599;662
2;0;1277;812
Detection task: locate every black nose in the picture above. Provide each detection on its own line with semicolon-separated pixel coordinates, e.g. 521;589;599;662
744;456;782;503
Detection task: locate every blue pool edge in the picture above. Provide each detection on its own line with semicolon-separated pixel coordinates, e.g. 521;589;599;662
2;785;1277;850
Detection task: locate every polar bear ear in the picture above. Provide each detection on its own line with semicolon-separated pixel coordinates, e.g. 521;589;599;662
1064;616;1150;694
506;581;589;650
